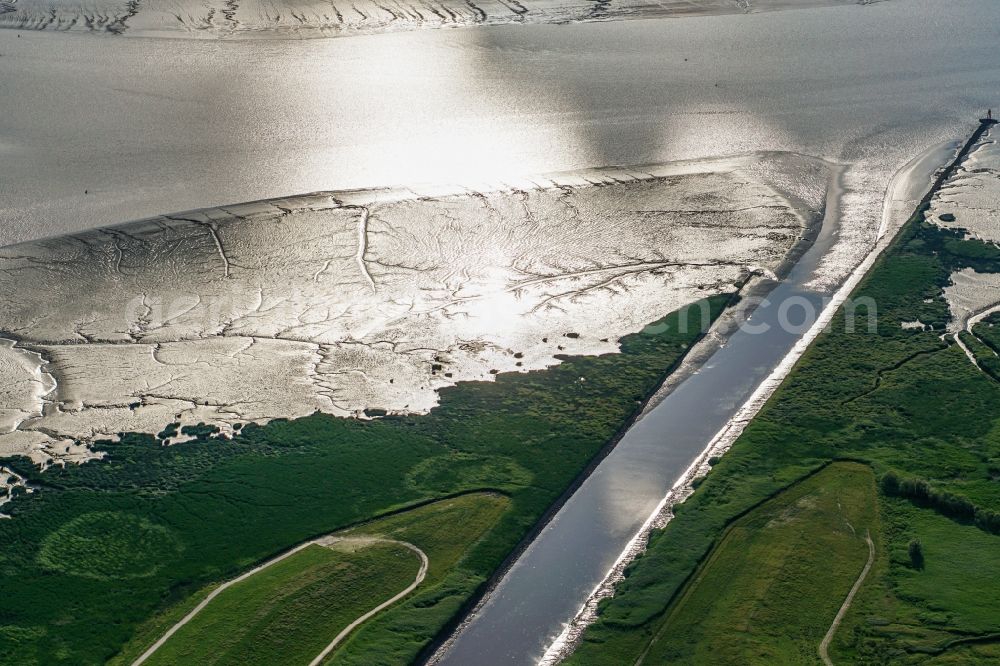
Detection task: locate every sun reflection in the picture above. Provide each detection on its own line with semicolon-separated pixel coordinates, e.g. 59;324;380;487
462;286;528;335
274;30;596;193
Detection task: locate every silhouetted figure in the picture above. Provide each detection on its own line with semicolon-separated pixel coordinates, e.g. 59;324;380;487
990;109;994;120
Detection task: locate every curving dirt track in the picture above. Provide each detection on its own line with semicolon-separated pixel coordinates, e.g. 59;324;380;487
818;529;875;666
132;536;428;666
308;538;428;665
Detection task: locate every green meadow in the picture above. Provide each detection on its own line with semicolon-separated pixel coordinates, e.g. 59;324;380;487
637;462;877;665
142;543;416;666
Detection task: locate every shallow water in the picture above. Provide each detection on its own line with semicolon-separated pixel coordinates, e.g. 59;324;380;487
1;0;998;248
430;3;1000;659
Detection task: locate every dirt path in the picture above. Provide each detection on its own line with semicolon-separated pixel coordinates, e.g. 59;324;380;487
308;538;428;665
818;529;875;666
132;536;427;666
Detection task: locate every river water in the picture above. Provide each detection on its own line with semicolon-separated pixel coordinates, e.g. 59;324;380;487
438;202;840;662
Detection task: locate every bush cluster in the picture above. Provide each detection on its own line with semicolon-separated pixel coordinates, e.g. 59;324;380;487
881;471;1000;534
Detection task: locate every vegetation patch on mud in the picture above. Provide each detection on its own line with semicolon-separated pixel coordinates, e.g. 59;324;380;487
37;512;182;581
405;454;533;495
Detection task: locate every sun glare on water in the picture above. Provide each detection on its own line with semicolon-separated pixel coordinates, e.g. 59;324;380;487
462;286;528;335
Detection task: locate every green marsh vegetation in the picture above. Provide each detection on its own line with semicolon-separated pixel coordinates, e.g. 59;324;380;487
0;297;728;664
571;213;1000;664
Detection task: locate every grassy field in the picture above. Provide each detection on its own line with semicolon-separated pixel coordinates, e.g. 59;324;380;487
143;543;416;666
331;493;509;663
127;493;505;666
570;210;1000;664
0;296;730;664
637;462;877;665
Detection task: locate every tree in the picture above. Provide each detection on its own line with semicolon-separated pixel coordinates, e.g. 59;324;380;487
880;471;901;495
908;539;924;569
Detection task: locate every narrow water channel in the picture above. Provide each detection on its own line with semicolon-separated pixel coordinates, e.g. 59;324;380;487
434;161;879;664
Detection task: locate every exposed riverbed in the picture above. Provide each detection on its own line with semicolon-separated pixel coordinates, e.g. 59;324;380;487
0;0;876;38
0;157;813;465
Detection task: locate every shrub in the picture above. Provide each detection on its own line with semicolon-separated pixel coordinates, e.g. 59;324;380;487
884;472;999;534
908;539;924;569
899;477;932;503
880;471;901;495
975;507;1000;533
937;491;976;521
